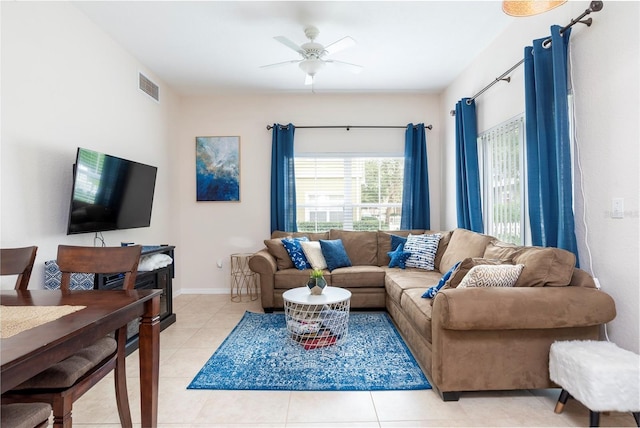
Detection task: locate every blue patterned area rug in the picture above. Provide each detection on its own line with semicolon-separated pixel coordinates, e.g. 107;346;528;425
187;311;430;391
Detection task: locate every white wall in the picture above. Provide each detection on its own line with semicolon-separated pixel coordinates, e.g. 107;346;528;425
441;2;640;353
175;93;440;294
1;2;179;289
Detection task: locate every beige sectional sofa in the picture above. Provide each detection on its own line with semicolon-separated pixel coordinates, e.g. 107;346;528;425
248;228;616;401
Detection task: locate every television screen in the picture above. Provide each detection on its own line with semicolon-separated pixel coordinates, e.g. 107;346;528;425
67;147;158;235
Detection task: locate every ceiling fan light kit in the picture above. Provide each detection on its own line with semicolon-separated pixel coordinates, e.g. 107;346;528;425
261;25;362;86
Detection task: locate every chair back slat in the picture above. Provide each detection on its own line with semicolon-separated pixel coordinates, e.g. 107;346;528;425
1;246;38;290
56;245;142;292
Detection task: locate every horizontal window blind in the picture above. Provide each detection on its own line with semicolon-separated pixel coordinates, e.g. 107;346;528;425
295;156;404;232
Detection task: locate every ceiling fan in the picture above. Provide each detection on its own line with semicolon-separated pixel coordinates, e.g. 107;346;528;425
261;25;363;85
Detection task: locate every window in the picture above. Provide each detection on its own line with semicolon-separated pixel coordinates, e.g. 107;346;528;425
479;115;526;245
294;156;404;232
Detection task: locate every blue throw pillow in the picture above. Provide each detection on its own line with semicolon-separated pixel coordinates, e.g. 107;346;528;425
390;234;407;252
319;239;352;271
281;237;311;270
387;243;412;269
422;261;462;298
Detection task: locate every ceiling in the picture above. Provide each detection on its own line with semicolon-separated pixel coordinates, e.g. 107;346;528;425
73;1;514;95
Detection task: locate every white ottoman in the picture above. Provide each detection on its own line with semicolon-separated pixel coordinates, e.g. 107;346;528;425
549;340;640;427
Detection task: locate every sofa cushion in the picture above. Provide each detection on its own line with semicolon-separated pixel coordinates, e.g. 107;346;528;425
439;228;495;273
387;242;412;269
281;237;311;270
484;241;576;287
274;268;329;289
329;265;386;288
264;238;294;270
319;239;352;271
376;230;425;266
404;233;441;270
400;288;434;343
458;264;524;288
433;230;453;271
329;230;378;266
384;268;443;304
300;241;327;270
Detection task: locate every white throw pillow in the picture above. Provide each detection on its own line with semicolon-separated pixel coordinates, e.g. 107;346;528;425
404;233;441;271
138;254;173;271
458;264;524;288
300;241;328;270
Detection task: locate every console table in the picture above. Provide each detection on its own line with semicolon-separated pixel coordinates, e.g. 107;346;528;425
94;245;176;353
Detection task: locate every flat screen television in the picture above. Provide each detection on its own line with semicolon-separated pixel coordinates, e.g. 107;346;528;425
67;147;158;235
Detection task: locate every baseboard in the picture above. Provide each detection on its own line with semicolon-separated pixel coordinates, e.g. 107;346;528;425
178;287;233;295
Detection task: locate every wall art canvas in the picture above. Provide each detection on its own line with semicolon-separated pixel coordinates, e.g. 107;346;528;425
196;136;240;202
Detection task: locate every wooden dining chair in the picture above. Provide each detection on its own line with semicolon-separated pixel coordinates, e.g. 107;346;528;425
0;246;38;290
2;245;142;428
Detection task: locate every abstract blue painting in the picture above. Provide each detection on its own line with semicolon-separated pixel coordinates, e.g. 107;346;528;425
196;136;240;202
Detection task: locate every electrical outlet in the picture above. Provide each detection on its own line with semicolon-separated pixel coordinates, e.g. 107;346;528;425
612;198;624;219
217;259;223;268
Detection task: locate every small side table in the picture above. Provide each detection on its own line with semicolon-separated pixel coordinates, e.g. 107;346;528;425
283;286;351;349
230;253;258;302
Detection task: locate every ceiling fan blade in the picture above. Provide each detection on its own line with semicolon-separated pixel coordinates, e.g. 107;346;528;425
324;36;356;55
259;59;301;69
304;74;313;85
274;36;305;56
325;59;363;74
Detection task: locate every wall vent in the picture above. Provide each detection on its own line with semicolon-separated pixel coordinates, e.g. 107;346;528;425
139;72;159;102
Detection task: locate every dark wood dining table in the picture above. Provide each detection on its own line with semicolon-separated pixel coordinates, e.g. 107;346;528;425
1;289;161;427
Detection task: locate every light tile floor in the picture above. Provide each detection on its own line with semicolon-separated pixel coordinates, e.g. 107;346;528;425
71;294;637;427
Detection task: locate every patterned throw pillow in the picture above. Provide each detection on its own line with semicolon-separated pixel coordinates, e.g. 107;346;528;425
44;260;95;290
387;243;412;269
458;264;525;288
281;237;311;270
404;233;441;270
300;241;328;270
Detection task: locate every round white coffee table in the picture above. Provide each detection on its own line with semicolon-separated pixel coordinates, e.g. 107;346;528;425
282;286;351;349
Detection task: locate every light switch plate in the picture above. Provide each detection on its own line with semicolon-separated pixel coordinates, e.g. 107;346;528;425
612;198;624;219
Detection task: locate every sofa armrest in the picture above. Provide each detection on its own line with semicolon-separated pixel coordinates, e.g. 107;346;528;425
248;249;277;310
433;286;616;331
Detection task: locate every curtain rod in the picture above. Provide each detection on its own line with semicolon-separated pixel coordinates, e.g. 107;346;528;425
450;0;603;116
266;124;433;131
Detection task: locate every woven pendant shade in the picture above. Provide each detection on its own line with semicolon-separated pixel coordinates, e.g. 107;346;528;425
502;1;567;16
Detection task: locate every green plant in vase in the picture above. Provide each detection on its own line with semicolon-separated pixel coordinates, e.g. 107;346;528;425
307;268;327;295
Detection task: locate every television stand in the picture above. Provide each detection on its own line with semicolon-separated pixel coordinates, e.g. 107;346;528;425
94;245;176;354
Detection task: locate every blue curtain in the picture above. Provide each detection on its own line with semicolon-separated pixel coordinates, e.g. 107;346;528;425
270;123;297;233
524;26;578;260
400;123;431;230
455;99;484;232
401;123;430;230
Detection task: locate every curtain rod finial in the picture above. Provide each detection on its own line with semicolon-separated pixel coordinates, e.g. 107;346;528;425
590;1;603;12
